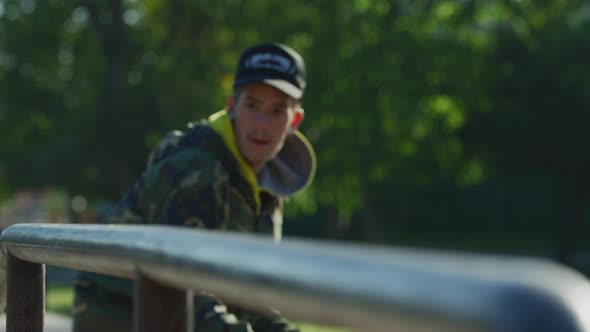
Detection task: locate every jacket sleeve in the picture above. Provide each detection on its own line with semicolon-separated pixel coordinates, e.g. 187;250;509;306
135;151;299;331
232;307;301;332
138;149;230;228
193;293;254;332
193;294;300;332
137;152;257;331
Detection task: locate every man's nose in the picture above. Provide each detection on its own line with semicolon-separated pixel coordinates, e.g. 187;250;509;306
253;112;270;127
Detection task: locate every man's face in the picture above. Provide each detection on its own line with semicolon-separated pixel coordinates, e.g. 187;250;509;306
228;83;302;172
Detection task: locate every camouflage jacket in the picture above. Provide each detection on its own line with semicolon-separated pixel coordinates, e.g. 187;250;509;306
73;110;315;332
110;110;314;236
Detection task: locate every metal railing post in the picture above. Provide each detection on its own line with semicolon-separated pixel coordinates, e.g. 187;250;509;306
6;252;45;332
2;223;590;332
134;271;188;332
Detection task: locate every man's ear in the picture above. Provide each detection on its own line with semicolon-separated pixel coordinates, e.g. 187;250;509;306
289;107;304;134
226;96;235;116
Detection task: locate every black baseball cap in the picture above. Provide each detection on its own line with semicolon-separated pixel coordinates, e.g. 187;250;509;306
233;43;306;99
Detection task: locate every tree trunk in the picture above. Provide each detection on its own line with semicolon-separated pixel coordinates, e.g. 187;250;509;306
84;0;133;197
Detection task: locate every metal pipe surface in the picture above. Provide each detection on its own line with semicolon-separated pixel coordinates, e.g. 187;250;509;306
2;223;590;332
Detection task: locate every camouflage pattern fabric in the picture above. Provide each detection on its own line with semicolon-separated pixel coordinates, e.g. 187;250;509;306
73;118;298;332
110;119;282;233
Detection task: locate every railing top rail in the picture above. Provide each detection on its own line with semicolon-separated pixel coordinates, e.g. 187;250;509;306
2;223;590;332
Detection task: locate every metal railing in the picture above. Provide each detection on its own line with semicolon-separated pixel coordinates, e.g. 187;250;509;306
1;223;590;332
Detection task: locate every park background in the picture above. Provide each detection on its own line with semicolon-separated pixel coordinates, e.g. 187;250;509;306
1;0;590;327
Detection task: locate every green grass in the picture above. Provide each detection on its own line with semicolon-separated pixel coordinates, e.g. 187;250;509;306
46;283;74;316
45;284;352;331
296;323;351;332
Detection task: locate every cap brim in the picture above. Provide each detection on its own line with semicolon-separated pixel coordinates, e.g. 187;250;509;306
234;77;302;100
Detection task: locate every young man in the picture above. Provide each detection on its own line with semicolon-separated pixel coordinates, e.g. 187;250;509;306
72;43;315;332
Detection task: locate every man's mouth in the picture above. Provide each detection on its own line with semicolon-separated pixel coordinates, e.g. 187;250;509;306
248;137;269;146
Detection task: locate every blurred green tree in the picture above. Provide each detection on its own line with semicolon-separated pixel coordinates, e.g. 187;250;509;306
1;1;589;263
